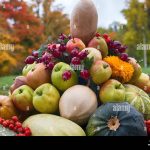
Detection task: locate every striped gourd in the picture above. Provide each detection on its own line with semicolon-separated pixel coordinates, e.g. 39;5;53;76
124;84;150;120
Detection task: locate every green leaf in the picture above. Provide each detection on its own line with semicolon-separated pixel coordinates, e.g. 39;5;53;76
84;57;94;70
38;45;47;57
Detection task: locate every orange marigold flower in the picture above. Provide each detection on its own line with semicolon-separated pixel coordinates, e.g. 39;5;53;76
104;56;134;83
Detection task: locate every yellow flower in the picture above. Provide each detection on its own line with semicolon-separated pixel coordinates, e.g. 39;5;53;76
104;56;134;83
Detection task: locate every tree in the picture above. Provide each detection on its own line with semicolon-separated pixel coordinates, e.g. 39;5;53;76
0;0;44;52
122;0;150;66
42;0;70;40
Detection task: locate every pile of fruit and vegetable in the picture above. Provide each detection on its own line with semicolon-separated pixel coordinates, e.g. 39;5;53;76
0;0;150;136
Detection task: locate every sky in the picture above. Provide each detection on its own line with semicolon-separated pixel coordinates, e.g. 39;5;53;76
25;0;127;28
53;0;127;28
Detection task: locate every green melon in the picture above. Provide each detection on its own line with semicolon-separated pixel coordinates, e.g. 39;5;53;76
124;84;150;120
23;114;86;136
86;102;147;136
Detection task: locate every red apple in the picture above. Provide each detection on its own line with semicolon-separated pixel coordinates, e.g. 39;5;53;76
88;36;108;58
26;63;51;90
66;38;86;53
0;95;18;119
10;76;28;94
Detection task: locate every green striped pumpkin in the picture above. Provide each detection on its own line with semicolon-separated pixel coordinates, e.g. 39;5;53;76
124;84;150;120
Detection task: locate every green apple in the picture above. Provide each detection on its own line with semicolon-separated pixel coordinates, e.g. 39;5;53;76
99;79;125;103
81;48;102;63
22;62;36;76
10;76;28;94
11;85;34;112
90;60;112;85
33;83;60;113
88;36;108;58
51;62;78;92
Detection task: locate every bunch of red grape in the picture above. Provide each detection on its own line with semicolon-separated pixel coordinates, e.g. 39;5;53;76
24;34;71;70
70;47;90;80
24;33;91;81
102;33;129;61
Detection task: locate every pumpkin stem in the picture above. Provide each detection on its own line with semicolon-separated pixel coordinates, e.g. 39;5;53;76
107;116;120;131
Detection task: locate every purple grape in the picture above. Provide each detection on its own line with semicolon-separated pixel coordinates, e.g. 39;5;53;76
53;49;62;58
120;53;128;61
118;46;127;53
32;50;38;58
46;62;55;70
71;48;79;57
113;41;121;49
59;44;66;52
25;56;35;64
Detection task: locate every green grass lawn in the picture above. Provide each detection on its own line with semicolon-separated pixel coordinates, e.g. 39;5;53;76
0;75;17;95
142;68;150;74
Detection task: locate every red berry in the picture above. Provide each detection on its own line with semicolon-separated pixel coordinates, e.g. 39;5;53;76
2;121;8;127
95;32;101;37
9;120;14;125
14;126;18;132
16;134;25;136
25;56;35;64
25;130;31;136
53;49;62;58
71;48;79;57
9;124;14;130
17;127;24;133
80;70;90;80
0;118;4;124
24;127;31;132
32;50;39;58
15;122;22;128
12;116;18;122
5;120;10;126
78;50;88;60
120;53;128;61
105;37;111;43
62;71;72;81
146;120;150;124
103;34;109;39
46;62;55;70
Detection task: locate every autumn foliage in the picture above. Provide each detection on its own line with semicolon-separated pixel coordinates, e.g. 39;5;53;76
0;0;69;76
